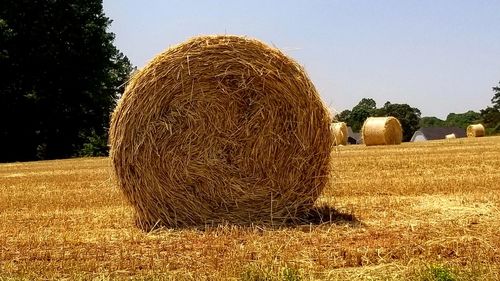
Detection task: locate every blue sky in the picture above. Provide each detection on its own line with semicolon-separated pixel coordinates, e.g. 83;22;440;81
103;0;500;118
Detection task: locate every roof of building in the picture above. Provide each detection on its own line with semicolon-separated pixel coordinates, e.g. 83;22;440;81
412;127;466;141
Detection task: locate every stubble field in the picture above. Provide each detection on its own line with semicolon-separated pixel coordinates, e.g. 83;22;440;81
1;137;499;280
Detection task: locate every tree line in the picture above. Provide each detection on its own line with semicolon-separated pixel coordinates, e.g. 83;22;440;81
0;0;133;162
337;83;500;141
336;99;421;142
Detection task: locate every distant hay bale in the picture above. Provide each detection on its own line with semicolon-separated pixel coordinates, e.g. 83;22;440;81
361;117;403;146
109;35;333;230
467;124;485;137
331;122;348;146
445;133;456;139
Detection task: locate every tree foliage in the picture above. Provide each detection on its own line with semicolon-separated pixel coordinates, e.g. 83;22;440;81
337;82;500;139
337;98;377;132
336;109;352;126
420;116;446;128
0;0;132;162
419;111;481;132
336;98;421;141
445;111;481;129
480;81;500;134
377;102;421;142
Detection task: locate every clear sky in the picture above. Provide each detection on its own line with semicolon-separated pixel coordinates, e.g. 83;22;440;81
103;0;500;119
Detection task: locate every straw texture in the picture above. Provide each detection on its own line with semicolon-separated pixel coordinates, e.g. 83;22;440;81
467;124;485;137
362;117;403;146
331;122;348;146
109;35;333;230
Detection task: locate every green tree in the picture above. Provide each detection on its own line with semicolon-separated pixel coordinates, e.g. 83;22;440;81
0;0;132;161
349;98;377;131
420;116;446;128
480;82;500;134
337;98;422;141
445;111;481;129
336;109;351;124
480;107;500;131
377;102;421;141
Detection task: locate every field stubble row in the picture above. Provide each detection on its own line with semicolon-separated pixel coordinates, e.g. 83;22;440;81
0;137;499;280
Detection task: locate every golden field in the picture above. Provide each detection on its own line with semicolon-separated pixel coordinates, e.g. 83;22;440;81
1;137;499;280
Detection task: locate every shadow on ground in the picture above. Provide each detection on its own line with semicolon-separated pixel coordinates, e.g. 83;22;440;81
295;204;361;227
141;204;362;233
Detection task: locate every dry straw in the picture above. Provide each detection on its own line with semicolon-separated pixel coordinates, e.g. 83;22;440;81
445;133;456;139
331;122;348;146
362;117;403;146
467;124;485;137
109;35;333;230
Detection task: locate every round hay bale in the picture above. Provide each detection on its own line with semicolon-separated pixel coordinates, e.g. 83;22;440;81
361;117;402;146
467;124;485;137
331;122;348;146
109;35;333;230
445;133;456;139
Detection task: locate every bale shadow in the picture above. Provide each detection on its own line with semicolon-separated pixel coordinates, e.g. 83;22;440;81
141;204;362;233
293;204;361;227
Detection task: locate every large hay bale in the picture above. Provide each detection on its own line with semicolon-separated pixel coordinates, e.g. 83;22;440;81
109;35;333;230
467;124;485;137
445;133;456;139
331;122;348;146
361;117;402;146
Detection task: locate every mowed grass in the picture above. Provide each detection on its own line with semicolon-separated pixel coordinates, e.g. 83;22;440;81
1;137;499;280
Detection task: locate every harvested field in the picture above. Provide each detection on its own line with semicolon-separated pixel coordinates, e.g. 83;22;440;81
1;137;500;280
